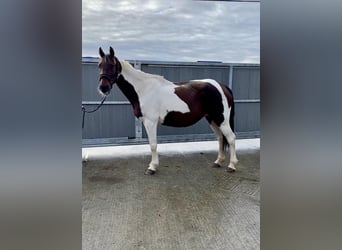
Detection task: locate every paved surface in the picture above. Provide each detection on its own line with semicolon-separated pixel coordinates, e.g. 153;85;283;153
82;139;260;250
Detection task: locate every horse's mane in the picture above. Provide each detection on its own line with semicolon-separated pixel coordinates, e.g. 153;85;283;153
120;60;169;82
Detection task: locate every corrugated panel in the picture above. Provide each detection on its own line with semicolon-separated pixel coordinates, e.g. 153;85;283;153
141;64;230;84
234;102;260;132
232;67;260;100
82;63;100;101
82;104;135;139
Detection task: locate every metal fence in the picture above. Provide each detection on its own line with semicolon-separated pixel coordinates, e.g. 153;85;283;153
82;58;259;146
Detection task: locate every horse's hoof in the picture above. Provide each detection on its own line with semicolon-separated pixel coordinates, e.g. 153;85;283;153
212;163;221;168
227;167;236;173
144;169;156;175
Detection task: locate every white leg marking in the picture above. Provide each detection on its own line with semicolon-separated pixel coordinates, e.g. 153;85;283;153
219;121;238;170
210;123;226;166
143;119;159;171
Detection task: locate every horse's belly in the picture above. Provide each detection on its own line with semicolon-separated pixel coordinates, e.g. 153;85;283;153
161;111;204;127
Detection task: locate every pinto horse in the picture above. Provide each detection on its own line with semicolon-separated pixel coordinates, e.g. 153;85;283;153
98;47;238;175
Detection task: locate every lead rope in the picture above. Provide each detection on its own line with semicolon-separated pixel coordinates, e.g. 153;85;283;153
82;96;107;128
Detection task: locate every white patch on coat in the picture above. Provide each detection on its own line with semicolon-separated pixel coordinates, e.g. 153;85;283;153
120;60;190;123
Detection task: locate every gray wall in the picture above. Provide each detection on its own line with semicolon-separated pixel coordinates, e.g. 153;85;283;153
82;59;259;145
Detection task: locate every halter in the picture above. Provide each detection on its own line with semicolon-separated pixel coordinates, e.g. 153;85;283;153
99;72;120;86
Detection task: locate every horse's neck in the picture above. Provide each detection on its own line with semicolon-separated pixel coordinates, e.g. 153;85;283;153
119;60;173;93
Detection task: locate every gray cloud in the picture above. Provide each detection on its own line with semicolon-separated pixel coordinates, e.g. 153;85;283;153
83;0;259;63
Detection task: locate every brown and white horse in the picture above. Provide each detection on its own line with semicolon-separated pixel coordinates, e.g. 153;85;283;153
98;47;238;175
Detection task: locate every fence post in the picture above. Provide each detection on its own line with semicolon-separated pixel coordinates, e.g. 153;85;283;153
229;64;233;89
133;61;143;140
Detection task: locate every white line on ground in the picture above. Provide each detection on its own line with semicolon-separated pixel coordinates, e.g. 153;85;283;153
82;138;260;162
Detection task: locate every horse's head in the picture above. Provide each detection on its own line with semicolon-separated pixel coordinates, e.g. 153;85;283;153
98;47;122;96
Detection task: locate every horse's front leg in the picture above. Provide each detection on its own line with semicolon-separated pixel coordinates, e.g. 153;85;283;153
143;118;158;175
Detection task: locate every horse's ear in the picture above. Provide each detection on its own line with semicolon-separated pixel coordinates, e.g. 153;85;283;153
109;47;115;58
99;47;105;58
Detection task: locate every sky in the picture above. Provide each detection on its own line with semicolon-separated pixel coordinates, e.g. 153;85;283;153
82;0;260;63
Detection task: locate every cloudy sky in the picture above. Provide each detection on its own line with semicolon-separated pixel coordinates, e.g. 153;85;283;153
82;0;259;63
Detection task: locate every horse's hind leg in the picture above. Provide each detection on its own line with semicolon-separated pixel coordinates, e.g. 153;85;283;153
219;121;238;172
143;118;159;175
209;122;226;167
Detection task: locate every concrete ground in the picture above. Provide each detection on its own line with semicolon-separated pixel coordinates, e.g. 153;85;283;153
82;139;260;250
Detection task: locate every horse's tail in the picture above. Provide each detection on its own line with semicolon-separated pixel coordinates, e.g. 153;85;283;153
227;87;235;133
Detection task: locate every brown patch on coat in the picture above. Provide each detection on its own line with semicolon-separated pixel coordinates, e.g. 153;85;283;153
162;81;230;127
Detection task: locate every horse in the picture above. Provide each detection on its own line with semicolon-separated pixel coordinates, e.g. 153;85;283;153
97;47;238;175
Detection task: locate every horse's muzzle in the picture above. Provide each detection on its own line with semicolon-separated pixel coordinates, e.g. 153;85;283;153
98;85;111;96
